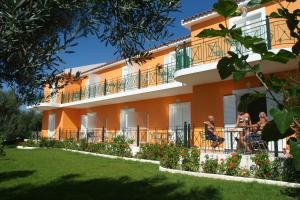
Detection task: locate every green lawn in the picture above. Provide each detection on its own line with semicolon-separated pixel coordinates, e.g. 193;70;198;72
0;149;298;200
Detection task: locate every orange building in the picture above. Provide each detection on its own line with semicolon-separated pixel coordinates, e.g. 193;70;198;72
36;0;299;152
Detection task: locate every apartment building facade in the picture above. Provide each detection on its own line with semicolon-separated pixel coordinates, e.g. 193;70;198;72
36;0;299;151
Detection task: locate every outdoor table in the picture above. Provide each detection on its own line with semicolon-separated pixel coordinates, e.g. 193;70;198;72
227;127;244;151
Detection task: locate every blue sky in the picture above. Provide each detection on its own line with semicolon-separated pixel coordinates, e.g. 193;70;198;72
60;0;217;68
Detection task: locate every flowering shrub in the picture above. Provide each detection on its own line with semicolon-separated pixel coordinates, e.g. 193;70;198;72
225;152;242;176
21;139;39;147
217;158;226;174
201;155;218;174
86;142;110;154
110;135;132;157
61;139;79;150
181;147;200;172
251;152;271;179
39;137;56;147
238;167;251;177
0;137;5;157
160;144;180;169
136;143;165;161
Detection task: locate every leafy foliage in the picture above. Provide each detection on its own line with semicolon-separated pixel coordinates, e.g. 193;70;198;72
251;152;271;179
181;147;200;172
160;144;180;169
201;155;219;174
0;0;180;103
0;90;42;142
225;152;242;176
136;143;166;161
110;135;132;157
0;136;5;157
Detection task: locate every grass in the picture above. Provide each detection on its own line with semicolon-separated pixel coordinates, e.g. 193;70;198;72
0;148;299;200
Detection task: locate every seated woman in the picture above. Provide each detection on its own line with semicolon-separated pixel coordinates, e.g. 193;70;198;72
246;112;268;151
204;115;224;148
236;112;252;151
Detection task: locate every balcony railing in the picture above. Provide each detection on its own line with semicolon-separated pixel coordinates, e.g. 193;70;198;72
175;18;297;71
60;63;176;104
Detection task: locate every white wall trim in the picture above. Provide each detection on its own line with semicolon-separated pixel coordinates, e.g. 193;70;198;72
159;166;300;188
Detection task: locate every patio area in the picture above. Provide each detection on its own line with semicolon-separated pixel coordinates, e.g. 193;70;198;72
51;125;287;155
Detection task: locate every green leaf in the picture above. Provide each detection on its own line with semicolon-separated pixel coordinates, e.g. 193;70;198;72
261;121;295;142
292;41;300;55
217;57;235;80
233;71;247;81
247;0;273;8
213;0;238;18
269;12;282;18
262;49;296;63
270;107;300;134
197;28;228;38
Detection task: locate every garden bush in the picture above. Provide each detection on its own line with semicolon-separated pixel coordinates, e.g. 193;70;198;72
201;155;218;174
21;139;39;147
251;152;271;179
160;144;180;169
110;135;132;157
225;152;242;176
78;139;89;151
136;143;165;161
39;137;56;148
181;147;200;172
87;142;110;154
217;158;226;174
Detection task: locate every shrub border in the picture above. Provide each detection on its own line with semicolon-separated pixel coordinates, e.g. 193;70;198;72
16;146;300;188
62;149;160;165
159;166;300;188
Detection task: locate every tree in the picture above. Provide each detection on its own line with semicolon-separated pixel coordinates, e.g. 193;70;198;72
197;0;300;169
0;0;180;104
0;90;42;141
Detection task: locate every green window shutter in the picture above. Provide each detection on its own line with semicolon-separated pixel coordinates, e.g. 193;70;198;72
176;50;183;70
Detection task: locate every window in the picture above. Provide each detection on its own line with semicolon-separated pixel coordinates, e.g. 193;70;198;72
48;113;55;138
120;108;135;129
169;102;191;130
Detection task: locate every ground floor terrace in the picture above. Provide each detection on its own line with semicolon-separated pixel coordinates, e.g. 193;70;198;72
41;72;295;154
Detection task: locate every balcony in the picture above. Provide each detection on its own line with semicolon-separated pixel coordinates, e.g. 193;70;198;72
174;19;299;85
36;63;192;109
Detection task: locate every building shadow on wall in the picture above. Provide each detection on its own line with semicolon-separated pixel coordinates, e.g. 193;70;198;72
0;174;223;200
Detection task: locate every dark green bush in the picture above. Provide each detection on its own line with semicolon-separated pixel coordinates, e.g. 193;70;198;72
181;147;200;172
39;138;56;148
110;135;132;157
201;155;218;174
160;144;180;169
136;143;165;160
87;142;110;154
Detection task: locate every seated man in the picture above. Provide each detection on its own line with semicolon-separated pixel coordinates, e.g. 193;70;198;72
204;115;224;148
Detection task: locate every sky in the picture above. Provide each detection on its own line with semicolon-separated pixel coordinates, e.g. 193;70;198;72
59;0;218;69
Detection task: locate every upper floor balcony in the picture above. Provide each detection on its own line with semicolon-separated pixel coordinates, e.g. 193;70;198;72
38;63;192;110
174;18;299;85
